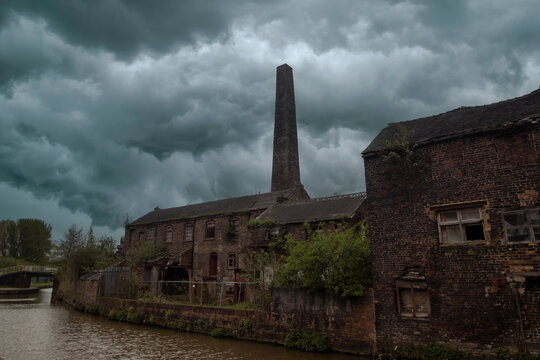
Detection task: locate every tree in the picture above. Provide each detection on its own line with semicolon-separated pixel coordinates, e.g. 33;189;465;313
56;225;118;283
277;220;371;298
0;220;19;257
56;225;85;261
16;219;52;264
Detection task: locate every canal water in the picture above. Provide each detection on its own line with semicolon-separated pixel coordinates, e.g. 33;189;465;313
0;289;361;360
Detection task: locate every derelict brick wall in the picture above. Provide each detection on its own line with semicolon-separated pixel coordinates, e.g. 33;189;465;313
364;125;540;353
124;210;266;282
92;287;375;354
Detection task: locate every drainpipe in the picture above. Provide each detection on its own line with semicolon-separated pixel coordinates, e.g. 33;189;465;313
510;283;527;353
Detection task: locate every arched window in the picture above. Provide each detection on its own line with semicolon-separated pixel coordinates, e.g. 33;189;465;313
206;221;215;239
165;226;173;243
209;252;218;276
184;223;193;242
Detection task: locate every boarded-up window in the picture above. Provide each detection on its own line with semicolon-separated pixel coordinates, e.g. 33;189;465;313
438;207;485;244
397;281;430;319
503;209;540;243
184;223;193;242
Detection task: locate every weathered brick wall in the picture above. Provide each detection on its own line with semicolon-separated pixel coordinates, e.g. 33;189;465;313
89;286;375;354
364;124;540;353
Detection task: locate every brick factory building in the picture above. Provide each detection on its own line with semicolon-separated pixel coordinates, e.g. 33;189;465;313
121;64;365;296
120;62;539;355
363;88;540;353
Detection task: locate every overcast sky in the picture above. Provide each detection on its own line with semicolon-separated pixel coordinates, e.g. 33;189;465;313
1;0;539;242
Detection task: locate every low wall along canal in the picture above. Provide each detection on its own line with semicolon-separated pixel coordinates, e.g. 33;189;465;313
59;278;376;355
0;287;365;359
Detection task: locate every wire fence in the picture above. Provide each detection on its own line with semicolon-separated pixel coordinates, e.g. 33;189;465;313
141;280;270;308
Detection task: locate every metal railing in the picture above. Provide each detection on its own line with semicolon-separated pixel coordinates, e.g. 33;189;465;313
0;265;58;277
141;280;269;308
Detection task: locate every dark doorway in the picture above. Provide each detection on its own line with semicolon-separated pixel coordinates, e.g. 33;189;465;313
209;253;218;276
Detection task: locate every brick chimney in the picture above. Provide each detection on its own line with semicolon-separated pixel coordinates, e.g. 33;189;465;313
271;64;302;192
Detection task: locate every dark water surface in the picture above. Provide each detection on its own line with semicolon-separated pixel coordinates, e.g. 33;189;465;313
0;289;361;360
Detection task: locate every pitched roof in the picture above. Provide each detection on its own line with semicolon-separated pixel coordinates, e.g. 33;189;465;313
130;187;304;226
363;88;540;154
257;192;366;224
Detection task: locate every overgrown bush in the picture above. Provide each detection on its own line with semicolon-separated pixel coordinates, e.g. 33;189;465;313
85;304;99;315
108;309;126;321
240;319;253;331
210;327;227;337
247;219;274;229
284;328;329;352
278;220;371;298
126;306;144;324
165;310;174;321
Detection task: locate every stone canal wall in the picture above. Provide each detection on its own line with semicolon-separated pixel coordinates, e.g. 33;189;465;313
62;280;375;355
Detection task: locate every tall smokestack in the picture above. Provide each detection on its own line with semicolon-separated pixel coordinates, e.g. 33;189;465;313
271;64;301;192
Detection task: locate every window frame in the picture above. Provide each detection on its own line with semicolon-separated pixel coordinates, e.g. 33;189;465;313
227;253;237;269
437;206;486;244
503;208;540;243
206;221;215;239
147;228;155;242
184;223;194;243
164;226;173;243
396;280;430;320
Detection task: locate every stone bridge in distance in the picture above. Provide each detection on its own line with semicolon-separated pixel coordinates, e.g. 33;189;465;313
0;265;57;288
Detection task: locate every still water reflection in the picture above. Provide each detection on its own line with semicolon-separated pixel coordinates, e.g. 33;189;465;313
0;289;360;360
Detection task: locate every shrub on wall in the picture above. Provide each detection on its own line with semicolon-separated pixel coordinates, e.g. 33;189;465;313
277;220;371;298
284;328;329;352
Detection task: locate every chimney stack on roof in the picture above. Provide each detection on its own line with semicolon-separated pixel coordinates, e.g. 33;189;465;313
271;64;302;192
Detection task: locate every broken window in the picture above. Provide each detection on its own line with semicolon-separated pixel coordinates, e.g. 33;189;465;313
206;221;215;239
228;253;237;269
184;223;193;242
438;207;485;244
165;226;173;243
138;231;145;244
503;209;540;243
231;218;239;233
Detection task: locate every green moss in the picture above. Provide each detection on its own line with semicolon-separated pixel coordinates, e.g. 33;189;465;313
284;328;329;352
165;310;174;321
208;318;215;327
148;315;156;325
210;328;227;337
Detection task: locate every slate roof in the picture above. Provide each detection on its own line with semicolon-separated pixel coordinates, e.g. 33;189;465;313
257;192;366;224
363;88;540;154
130;187;304;226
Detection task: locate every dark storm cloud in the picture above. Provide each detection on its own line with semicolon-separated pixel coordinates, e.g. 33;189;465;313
0;0;239;59
0;0;539;235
